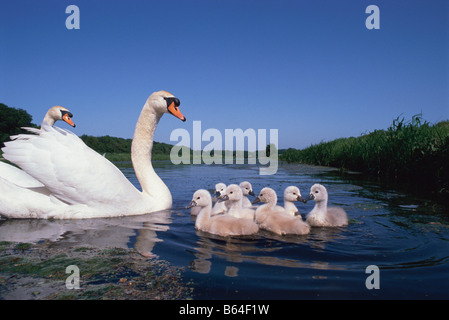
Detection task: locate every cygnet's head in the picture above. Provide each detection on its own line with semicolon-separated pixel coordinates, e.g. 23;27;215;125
284;186;306;203
186;189;212;209
239;181;256;197
306;184;328;203
42;106;76;127
146;90;186;122
252;187;278;205
214;183;227;197
219;184;242;202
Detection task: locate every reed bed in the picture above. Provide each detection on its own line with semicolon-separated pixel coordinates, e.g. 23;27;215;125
280;114;449;200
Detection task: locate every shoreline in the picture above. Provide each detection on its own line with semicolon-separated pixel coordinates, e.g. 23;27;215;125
0;241;193;300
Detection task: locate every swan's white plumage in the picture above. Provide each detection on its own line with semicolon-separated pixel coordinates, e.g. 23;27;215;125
239;181;256;208
0;106;75;189
0;160;44;188
4;125;141;208
305;184;348;227
211;182;228;215
283;186;305;217
0;91;185;219
253;187;310;235
188;189;259;237
224;184;255;220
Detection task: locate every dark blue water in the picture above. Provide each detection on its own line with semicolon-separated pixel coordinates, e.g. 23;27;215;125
1;161;448;299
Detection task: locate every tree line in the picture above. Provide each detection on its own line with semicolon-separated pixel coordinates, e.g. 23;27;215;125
0;103;173;155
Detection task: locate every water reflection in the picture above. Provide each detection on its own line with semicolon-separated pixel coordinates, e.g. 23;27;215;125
0;210;172;258
2;161;449;299
188;227;347;276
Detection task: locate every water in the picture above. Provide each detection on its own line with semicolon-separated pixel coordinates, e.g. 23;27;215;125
1;161;448;299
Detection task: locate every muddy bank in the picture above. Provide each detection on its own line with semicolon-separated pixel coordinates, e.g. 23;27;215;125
0;241;193;300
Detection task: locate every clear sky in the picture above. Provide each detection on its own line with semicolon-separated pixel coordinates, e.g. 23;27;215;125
1;0;448;149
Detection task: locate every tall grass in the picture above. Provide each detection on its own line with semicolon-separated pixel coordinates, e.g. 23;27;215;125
280;114;449;199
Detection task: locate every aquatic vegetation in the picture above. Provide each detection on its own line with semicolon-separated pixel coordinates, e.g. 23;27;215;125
280;115;449;201
0;242;193;300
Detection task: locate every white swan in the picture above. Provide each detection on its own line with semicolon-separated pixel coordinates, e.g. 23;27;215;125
219;184;255;220
0;106;76;189
253;187;310;235
187;189;259;237
0;90;186;219
41;106;76;128
283;186;306;217
211;182;228;215
239;181;256;208
305;184;348;227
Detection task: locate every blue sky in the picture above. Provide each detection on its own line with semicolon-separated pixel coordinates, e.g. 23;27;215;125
1;0;448;149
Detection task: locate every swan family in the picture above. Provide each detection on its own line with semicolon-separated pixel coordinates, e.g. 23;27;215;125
0;90;349;238
188;181;348;237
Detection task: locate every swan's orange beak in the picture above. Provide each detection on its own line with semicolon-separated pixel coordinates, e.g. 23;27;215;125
168;102;186;122
62;113;76;127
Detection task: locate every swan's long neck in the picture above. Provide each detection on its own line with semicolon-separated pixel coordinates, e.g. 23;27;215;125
131;105;171;205
41;115;55;127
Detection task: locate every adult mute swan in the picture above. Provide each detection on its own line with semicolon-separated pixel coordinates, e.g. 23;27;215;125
253;187;310;235
305;184;348;227
187;189;259;237
0;106;76;189
0;91;186;219
283;186;306;217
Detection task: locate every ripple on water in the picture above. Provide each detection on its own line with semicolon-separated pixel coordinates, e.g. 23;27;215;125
1;162;449;299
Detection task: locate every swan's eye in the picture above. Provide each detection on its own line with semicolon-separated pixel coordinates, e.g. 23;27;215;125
164;97;180;107
315;191;319;194
230;191;233;194
197;197;200;200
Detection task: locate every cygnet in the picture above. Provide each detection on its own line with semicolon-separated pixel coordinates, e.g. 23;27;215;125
283;186;306;217
187;189;259;237
211;182;228;215
305;183;348;227
219;184;255;220
252;187;310;236
239;181;256;208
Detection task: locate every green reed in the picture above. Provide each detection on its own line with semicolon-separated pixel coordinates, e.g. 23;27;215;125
280;114;449;198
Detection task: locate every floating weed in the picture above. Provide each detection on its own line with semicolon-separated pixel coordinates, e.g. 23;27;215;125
14;243;33;251
0;242;193;300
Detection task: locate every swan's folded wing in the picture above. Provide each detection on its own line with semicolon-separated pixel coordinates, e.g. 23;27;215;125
2;125;141;206
0;160;44;188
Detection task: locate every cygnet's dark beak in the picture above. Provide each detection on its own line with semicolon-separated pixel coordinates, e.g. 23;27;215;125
248;190;256;197
305;194;315;202
186;200;197;209
214;191;221;197
297;195;307;203
252;197;261;205
218;195;229;202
